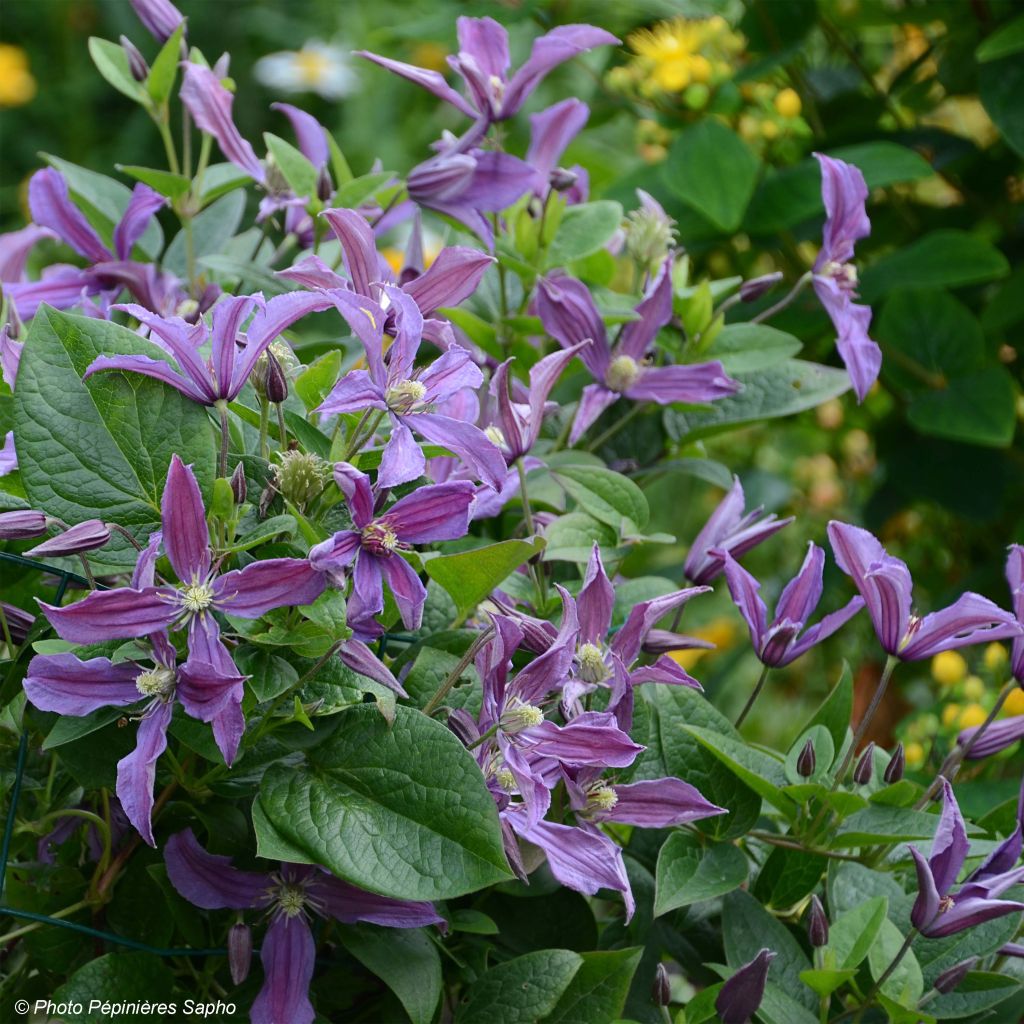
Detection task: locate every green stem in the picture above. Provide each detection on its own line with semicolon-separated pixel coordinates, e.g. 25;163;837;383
751;271;812;324
423;628;494;717
735;664;771;728
0;899;92;945
276;402;288;447
467;723;500;751
156;113;180;175
259;397;270;461
216;401;230;477
834;928;917;1023
516;459;546;606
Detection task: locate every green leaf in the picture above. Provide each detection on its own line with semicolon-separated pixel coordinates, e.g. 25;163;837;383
860;231;1009;301
222;515;297;554
459;950;583;1023
332;171;395;209
265;132;319;198
977;13;1024;60
785;725;835;784
539;947;642;1024
54;952;174;1023
43;706;126;750
199;163;252;205
553;466;649;530
654;833;747;915
251;797;312;864
88;37;149;106
338;924;443;1024
869;917;924;1005
708;323;802;373
684;724;797;818
236;646;299;703
12;307;216;572
834;806;964;847
752;845;826;909
827;895;889;969
802;663;853;756
256;704;511;900
907;368;1017;449
798;968;857;999
146;22;185;106
294;351;342;410
164;190;245;277
980;55;1024;158
664;360;851;444
546;201;624;266
542;513;619;563
664;120;760;233
117;164;191;199
425;538;546;623
929;972;1020;1019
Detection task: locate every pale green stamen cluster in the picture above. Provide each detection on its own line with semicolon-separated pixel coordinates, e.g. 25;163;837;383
274;450;331;507
135;666;176;699
606;355;641;393
361;520;399;556
385;378;427;414
500;701;545;735
180;581;216;614
624;205;677;268
577;642;610;684
276;884;308;918
587;785;619;812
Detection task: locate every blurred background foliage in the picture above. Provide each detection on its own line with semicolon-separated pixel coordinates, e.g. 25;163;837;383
3;0;1023;789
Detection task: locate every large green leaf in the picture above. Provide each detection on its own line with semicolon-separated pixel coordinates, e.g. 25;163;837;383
654;833;747;915
545;201;624;266
869;917;924;1005
539;947;642;1024
708;323;802;373
980;54;1024;158
826;895;889;970
665;360;851;443
53;952;175;1023
801;663;853;756
12;307;216;571
928;972;1020;1019
977;13;1024;60
906;368;1017;448
664;120;760;233
553;465;649;530
255;704;511;900
458;950;583;1024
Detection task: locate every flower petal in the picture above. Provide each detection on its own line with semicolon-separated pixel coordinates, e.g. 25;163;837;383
214;558;325;618
162;454;211;582
900;592;1021;661
250;914;316;1024
384;479;475;544
402;246;494;316
39;587;176;643
378;418;427;490
318;875;444;927
380;553;428;631
164;828;269;909
930;778;969;896
409;413;507;491
625;362;740;404
356;51;478;119
113;183;166;261
577;544;614;645
271;102;329;169
116;699;173;846
604;778;725;828
28;168;110;263
24;654;141;715
316;369;386;416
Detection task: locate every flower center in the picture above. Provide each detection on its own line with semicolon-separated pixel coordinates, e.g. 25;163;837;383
939;895;955;913
277;883;308;918
577;643;610;684
180;582;216;613
485;425;508;450
135;666;176;699
495;767;516;792
606;355;641;393
385;378;427;414
360;520;399;556
822;259;858;291
500;700;545;735
587;785;619;812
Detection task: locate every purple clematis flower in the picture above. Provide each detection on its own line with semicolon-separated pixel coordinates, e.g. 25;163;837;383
717;949;776;1024
909;779;1024;938
130;0;185;43
527;99;590;202
811;154;882;403
0;432;15;477
0;224;56;286
39;454;325;677
84;292;333;405
358;16;617;130
684;476;793;585
165;828;443;1024
538;258;740;444
1006;544;1024;683
717;543;864;668
309;463;474;631
315;286;505;489
828;521;1021;660
958;714;1024;760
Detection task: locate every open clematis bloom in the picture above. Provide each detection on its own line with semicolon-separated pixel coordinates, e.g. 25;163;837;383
717;543;864;668
164;829;444;1024
85;292;334;406
811;154;882;402
358;16;617;130
716;949;776;1024
537;258;740;444
1005;545;1024;683
527;99;590;203
908;779;1024;938
309;463;474;631
828;521;1021;661
684;476;793;585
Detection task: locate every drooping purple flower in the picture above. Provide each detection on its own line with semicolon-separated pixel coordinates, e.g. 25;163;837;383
684;476;793;585
85;292;333;405
130;0;185;43
717;543;864;668
0;224;56;283
309;463;474;631
537;259;740;445
958;714;1024;760
828;521;1021;660
358;17;618;128
314;287;505;489
908;779;1024;938
164;828;443;1024
271;102;329;172
180;63;266;185
24;520;111;558
526;99;590;202
1006;545;1024;683
716;949;776;1024
811;154;882;403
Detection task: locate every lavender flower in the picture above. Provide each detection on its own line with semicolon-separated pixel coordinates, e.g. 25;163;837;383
0;509;47;539
684;476;793;585
811;154;882;402
358;17;617;129
957;714;1024;760
526;99;590;202
537;259;740;445
717;543;864;668
0;432;16;478
130;0;185;43
828;521;1021;660
716;949;775;1024
908;779;1024;938
1006;544;1024;683
309;463;474;631
164;828;443;1024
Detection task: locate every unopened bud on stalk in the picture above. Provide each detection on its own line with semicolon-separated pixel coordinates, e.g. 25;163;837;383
120;35;149;81
228;922;252;984
0;510;47;540
316;165;334;202
853;742;875;785
549;167;578;193
740;271;783;303
446;708;479;747
264;351;288;404
230;462;247;505
651;963;671;1007
883;742;905;783
797;739;816;778
935;957;977;994
807;895;828;947
26;520;110;557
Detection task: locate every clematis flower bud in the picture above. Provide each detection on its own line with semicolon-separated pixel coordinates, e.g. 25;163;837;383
446;708;480;747
797;739;816;778
807;895;828;947
0;603;34;645
854;742;875;785
25;520;110;558
228;921;252;984
716;948;775;1024
0;510;47;539
883;742;905;783
934;957;976;994
316;166;334;202
229;462;247;505
651;963;671;1007
273;451;330;508
740;271;783;303
264;351;288;404
120;36;149;82
549;167;579;193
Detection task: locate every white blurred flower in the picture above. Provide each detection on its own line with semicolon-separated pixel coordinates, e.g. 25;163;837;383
254;40;357;99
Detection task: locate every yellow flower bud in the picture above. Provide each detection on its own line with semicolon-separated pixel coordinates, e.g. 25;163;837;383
962;675;985;702
932;650;967;687
904;741;926;770
983;643;1008;672
958;703;988;729
941;702;962;727
1003;687;1024;716
774;87;802;118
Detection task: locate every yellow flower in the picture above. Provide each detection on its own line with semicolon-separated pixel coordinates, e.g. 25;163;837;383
904;741;926;770
627;17;735;94
1003;687;1024;716
0;45;37;107
983;642;1008;672
931;650;967;687
962;675;985;702
958;703;988;729
761;120;780;141
941;702;961;727
667;618;737;671
774;87;802;118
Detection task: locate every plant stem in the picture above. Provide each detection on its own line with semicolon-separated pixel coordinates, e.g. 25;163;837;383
0;899;91;945
586;402;642;453
751;271;812;324
216;400;230;477
259;396;270;461
423;627;494;717
156;113;180;175
276;402;288;447
467;723;500;750
834;928;917;1022
516;459;546;606
735;664;771;728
